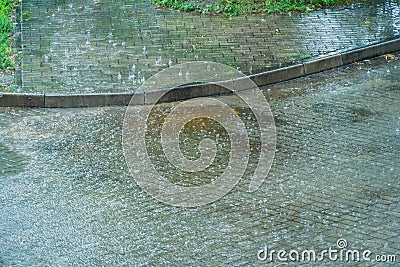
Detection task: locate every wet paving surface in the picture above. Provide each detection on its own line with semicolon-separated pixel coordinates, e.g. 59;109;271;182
1;55;399;265
18;0;400;93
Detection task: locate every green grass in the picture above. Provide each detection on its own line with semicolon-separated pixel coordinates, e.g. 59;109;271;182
153;0;355;16
0;0;17;70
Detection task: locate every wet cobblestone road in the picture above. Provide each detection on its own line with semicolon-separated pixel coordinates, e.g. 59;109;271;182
1;55;399;265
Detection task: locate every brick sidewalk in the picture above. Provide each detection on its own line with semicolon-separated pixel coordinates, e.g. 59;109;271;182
17;0;400;93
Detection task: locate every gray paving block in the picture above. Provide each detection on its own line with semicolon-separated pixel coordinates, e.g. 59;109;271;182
44;93;138;108
341;39;400;65
144;89;168;105
126;92;145;106
145;84;230;104
217;77;258;92
250;64;305;87
0;93;44;107
303;53;343;75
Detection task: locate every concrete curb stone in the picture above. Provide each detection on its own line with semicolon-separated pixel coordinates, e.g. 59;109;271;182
0;93;44;107
3;38;400;108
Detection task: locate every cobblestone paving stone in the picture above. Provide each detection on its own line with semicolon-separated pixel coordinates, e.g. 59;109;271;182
0;55;399;265
17;0;400;93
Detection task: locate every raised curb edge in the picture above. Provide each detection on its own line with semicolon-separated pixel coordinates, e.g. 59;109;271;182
2;38;399;108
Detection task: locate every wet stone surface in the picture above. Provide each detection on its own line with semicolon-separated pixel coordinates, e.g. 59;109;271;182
0;56;399;265
18;0;400;93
